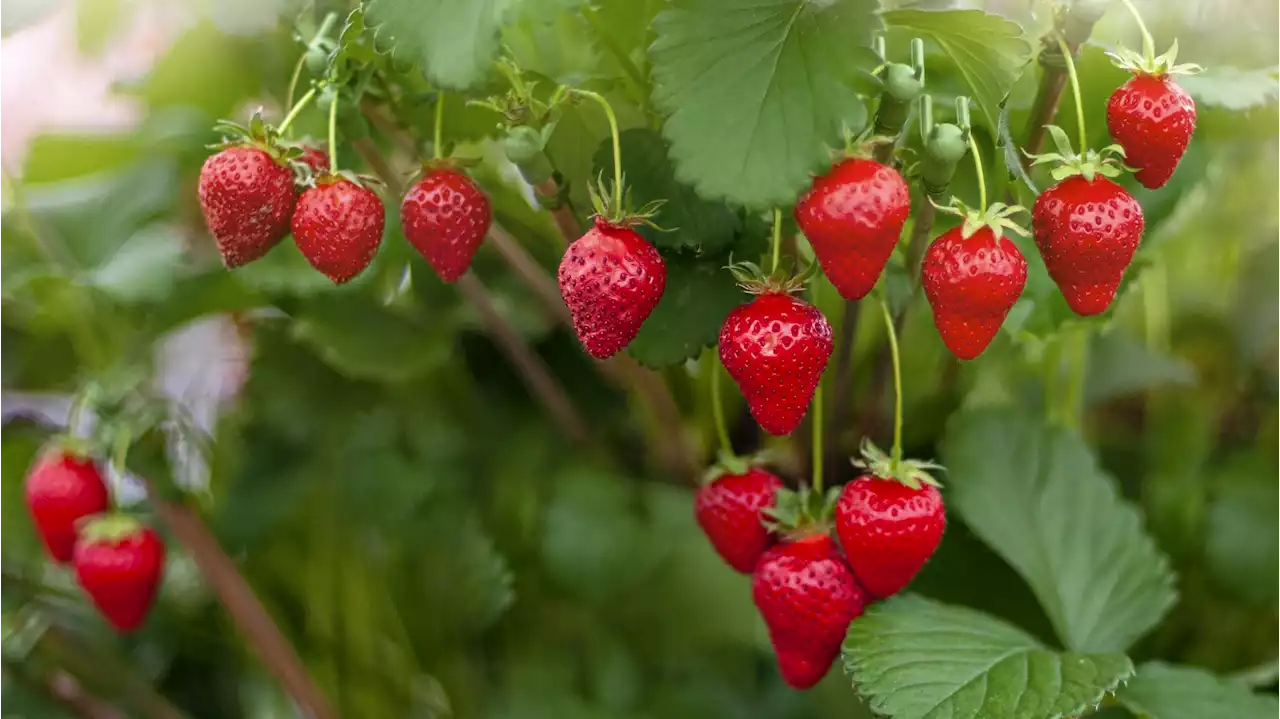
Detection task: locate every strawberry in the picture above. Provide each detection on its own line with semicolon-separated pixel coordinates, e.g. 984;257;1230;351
299;146;330;174
921;203;1028;360
753;532;868;689
401;168;493;282
74;515;165;633
24;447;111;564
198;145;297;267
794;158;910;301
558;217;665;359
835;442;945;599
291;176;386;284
695;465;784;573
1033;176;1143;316
719;289;832;437
1106;42;1200;190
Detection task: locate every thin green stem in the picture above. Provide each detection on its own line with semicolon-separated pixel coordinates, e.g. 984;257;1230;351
770;208;783;273
327;90;339;174
286;12;337;116
277;86;318;135
1056;35;1088;152
968;131;987;212
433;91;445;161
876;296;904;470
1117;0;1156;60
572;89;623;209
1064;327;1088;430
284;55;307;124
811;380;824;494
710;360;732;456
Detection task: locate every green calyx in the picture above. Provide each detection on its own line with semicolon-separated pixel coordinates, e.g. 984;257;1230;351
45;434;94;460
1107;39;1203;78
701;449;775;484
852;439;944;491
77;513;143;545
726;258;818;296
587;175;665;229
763;485;840;538
1026;125;1132;183
208;112;299;165
469;57;568;129
931;197;1029;242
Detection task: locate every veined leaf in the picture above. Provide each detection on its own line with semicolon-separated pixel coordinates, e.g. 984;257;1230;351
366;0;512;90
1116;662;1280;719
626;253;745;368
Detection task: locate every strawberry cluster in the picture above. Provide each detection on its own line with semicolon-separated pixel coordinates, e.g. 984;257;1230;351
24;445;165;633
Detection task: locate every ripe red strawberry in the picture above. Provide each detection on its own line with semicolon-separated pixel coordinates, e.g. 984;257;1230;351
753;533;868;689
720;292;832;436
695;467;784;573
1033;176;1144;316
1107;74;1195;189
299;146;330;174
198;145;297;267
74;516;165;633
794;158;910;301
558;217;665;359
401;169;493;282
24;448;110;563
292;177;386;284
922;222;1027;360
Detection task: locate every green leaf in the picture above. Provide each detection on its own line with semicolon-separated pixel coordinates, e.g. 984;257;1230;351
1204;453;1279;606
84;225;185;303
1178;66;1279;111
233;240;343;297
1084;331;1196;404
1116;662;1279;719
844;595;1134;719
882;9;1033;130
649;0;879;208
591;129;741;251
366;0;509;90
626;254;745;368
291;295;453;382
941;408;1177;653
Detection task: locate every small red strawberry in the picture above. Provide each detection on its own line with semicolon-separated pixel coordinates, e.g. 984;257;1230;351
922;202;1028;360
719;274;832;436
292;176;386;284
24;447;110;563
754;532;868;689
198;145;297;267
1105;42;1201;189
558;217;665;359
695;464;784;573
401;168;493;282
835;441;945;599
74;515;165;633
299;146;330;174
795;158;910;301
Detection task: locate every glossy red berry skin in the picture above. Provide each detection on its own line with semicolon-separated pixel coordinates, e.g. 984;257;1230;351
558;218;666;359
299;147;329;174
753;533;868;689
922;226;1027;360
401;169;493;282
795;158;911;301
1032;176;1144;316
198;146;297;267
74;526;165;633
694;468;784;573
1107;74;1196;190
24;452;110;564
719;293;832;437
291;178;386;284
835;476;945;599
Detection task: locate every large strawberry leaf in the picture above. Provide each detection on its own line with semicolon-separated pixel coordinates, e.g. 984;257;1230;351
592;129;741;252
882;8;1033;130
1178;66;1279;111
649;0;879;208
844;595;1134;719
1116;662;1280;719
626;254;745;368
942;409;1177;653
366;0;512;90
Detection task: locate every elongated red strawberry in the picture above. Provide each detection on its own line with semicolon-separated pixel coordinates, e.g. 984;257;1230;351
402;168;493;282
1033;176;1143;315
922;203;1028;360
835;442;945;599
720;289;832;437
754;532;868;689
1106;42;1200;189
25;447;110;563
74;515;165;633
795;158;910;300
558;217;665;359
198;145;297;267
695;466;783;573
292;176;386;284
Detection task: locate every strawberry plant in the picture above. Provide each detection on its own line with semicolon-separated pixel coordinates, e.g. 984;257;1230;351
1;0;1277;718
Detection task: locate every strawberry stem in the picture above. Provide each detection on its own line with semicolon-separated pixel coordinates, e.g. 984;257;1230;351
572;89;623;211
326;89;339;175
278;86;318;136
1056;34;1088;154
433;91;445;161
284;12;338;124
875;295;904;472
710;355;732;456
1117;0;1157;64
770;208;783;273
811;377;824;495
967;118;987;212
